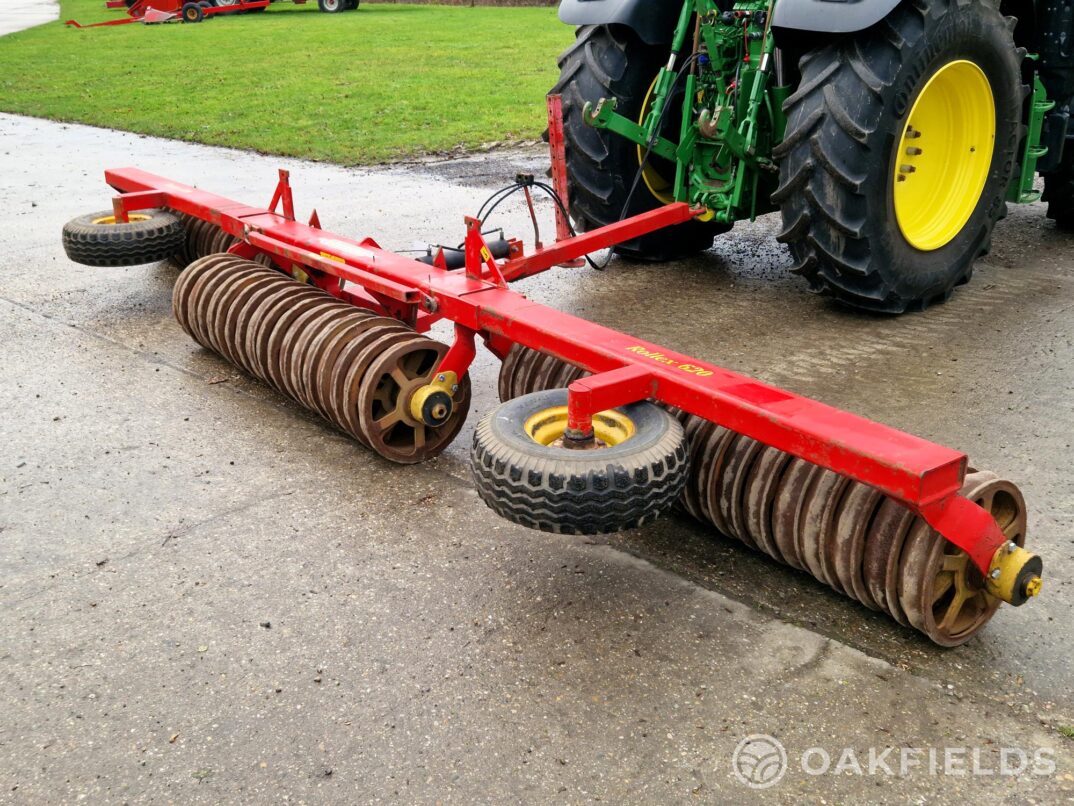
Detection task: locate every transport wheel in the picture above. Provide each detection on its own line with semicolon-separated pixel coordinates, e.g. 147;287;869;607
318;0;345;12
775;0;1023;313
181;2;205;22
551;25;727;261
62;209;185;267
471;388;688;534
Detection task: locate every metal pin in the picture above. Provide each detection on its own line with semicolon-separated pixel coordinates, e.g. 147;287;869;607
906;147;923;156
906;127;921;139
899;164;916;174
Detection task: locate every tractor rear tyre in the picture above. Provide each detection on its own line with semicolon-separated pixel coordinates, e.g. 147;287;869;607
775;0;1023;313
552;25;727;261
471;389;688;535
62;209;185;267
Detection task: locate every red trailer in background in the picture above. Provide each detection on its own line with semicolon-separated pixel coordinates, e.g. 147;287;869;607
68;0;356;28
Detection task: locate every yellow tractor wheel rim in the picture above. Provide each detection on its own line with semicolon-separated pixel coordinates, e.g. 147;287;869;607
893;59;995;251
92;213;152;225
637;75;676;206
524;405;636;448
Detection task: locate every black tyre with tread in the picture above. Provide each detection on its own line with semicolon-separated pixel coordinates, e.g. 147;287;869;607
181;2;204;22
62;209;185;267
552;24;727;260
775;0;1023;313
471;389;688;535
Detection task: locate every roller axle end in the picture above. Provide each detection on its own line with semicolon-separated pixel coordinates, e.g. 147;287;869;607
987;542;1043;606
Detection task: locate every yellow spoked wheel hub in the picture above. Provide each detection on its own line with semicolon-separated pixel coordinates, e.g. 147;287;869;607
893;59;995;251
524;406;635;449
91;213;152;225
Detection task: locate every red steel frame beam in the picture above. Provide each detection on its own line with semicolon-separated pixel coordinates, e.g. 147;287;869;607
102;165;1009;574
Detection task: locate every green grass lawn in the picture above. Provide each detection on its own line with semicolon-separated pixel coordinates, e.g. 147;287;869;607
0;1;574;163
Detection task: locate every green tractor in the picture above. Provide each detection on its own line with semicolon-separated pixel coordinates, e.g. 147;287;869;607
552;0;1074;312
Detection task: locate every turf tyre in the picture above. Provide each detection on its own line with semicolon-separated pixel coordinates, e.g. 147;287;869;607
471;389;688;535
551;24;727;260
774;0;1023;313
62;209;185;267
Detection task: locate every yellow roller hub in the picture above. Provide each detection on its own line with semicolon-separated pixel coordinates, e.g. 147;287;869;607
524;406;635;448
91;213;152;225
893;59;995;251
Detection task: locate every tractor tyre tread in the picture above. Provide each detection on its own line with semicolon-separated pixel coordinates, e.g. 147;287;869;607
552;24;725;261
775;0;1023;313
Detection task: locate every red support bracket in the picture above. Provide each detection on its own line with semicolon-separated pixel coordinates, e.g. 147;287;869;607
921;495;1008;577
546;94;584;267
268;169;296;222
464;217;507;287
566;365;657;436
112;190;166;221
522;186;543;252
435;325;479;380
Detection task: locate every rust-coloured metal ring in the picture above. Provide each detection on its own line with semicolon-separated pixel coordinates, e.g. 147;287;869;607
742;445;795;563
356;338;472;464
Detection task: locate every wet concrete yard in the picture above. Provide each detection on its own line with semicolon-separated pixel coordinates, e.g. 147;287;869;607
1;113;1073;802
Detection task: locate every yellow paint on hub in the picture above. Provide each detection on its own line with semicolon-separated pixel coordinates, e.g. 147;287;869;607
893;59;995;251
524;406;636;447
91;213;151;225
